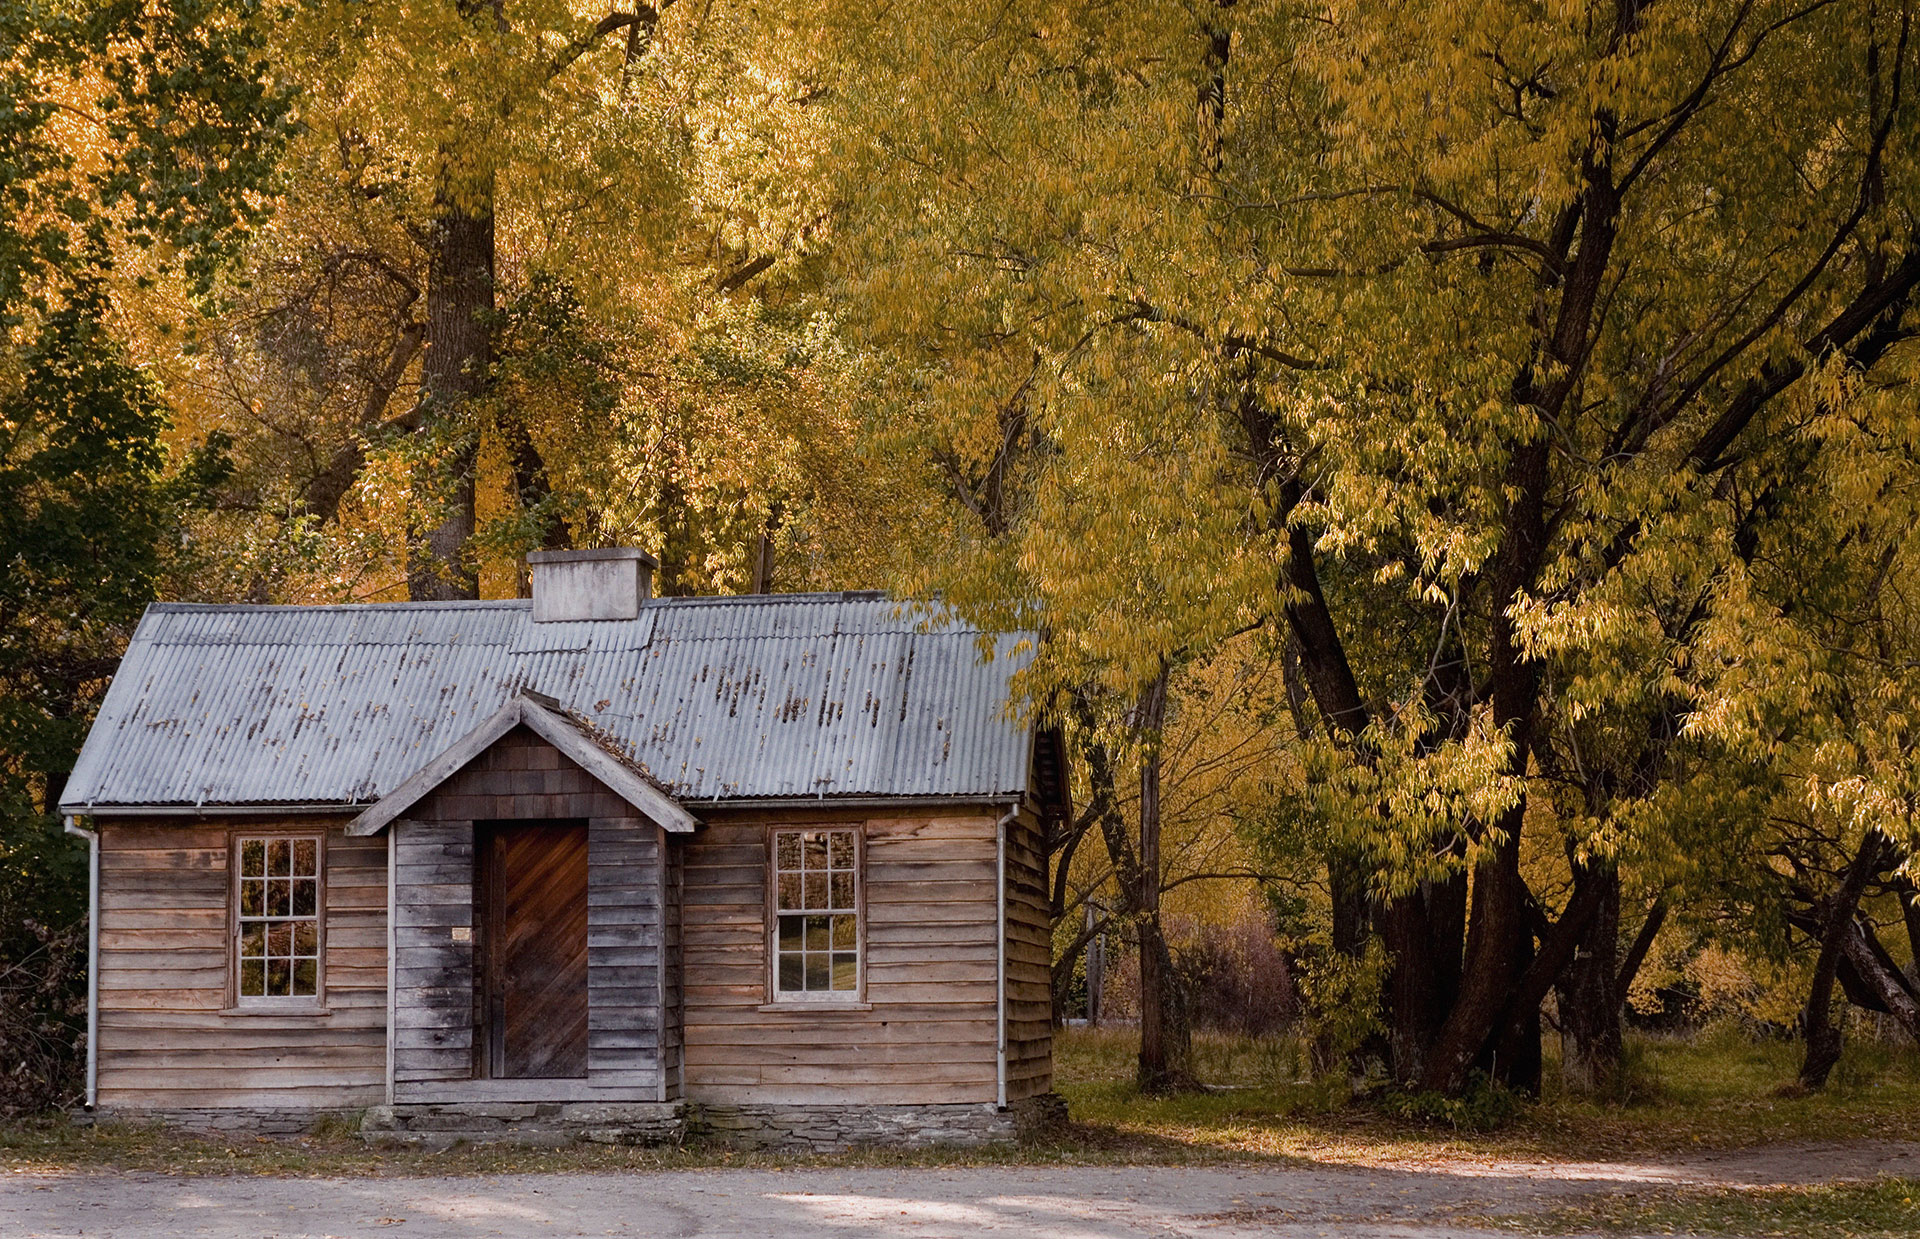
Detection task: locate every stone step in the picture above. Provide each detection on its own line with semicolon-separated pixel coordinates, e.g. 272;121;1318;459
358;1102;684;1148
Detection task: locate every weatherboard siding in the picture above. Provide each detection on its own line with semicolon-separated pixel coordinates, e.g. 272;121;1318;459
680;809;1005;1105
94;816;387;1112
1003;807;1054;1102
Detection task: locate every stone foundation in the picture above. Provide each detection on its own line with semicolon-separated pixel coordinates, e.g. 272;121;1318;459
89;1107;352;1137
688;1094;1068;1152
91;1093;1071;1152
685;1102;1005;1151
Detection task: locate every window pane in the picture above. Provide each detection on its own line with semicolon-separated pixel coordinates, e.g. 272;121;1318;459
267;958;290;997
267;881;290;917
268;839;290;877
266;923;292;957
240;879;263;918
293;922;318;957
241;839;265;878
240;959;265;996
771;829;858;998
292;838;316;876
292;959;317;996
240;924;265;961
291;879;317;917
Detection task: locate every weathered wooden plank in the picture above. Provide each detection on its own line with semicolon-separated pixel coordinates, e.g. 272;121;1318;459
390;861;472;885
98;1085;384;1109
587;984;660;1008
863;924;998;947
588;1009;661;1032
98;989;225;1011
99;848;225;872
689;1011;997;1035
587;946;661;969
99;908;228;931
863;902;994;925
99;888;228;912
587;924;664;949
589;1028;662;1051
865;959;997;984
682;1082;995;1106
865;859;999;883
99;948;225;971
864;879;997;906
589;904;663;927
687;1042;994;1067
394;1025;472;1050
98;1062;387;1090
392;904;473;929
99;1009;384;1034
105;1045;387;1071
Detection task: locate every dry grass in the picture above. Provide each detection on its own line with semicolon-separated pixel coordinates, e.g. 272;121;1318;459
1053;1022;1920;1163
1481;1178;1920;1237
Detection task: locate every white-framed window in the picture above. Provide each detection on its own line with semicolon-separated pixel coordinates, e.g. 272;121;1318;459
770;828;861;1000
233;835;323;1003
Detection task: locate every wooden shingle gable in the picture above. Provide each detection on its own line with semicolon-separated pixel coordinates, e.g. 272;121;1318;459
346;692;698;837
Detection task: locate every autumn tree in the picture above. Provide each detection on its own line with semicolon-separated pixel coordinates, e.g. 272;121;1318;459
149;0;891;604
0;0;290;1108
822;0;1920;1094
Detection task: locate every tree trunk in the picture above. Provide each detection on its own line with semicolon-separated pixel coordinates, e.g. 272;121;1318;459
1837;915;1920;1046
1905;890;1920;989
1130;668;1191;1093
1082;672;1191;1092
409;178;495;602
1491;918;1543;1097
1799;830;1886;1089
1383;870;1466;1085
1556;863;1623;1094
750;502;783;593
1616;898;1668;997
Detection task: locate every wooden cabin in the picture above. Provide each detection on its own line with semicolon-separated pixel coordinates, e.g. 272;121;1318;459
58;549;1067;1148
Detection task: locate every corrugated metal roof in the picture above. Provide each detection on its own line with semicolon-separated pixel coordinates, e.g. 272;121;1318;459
60;593;1038;811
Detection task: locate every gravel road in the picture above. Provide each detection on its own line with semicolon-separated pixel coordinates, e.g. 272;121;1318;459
6;1142;1919;1239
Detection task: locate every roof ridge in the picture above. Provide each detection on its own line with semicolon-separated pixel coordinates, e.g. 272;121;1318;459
144;590;907;615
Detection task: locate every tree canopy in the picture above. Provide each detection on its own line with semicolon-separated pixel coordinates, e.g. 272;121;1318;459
12;0;1920;1105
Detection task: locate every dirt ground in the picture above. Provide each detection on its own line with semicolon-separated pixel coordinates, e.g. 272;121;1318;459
4;1141;1918;1238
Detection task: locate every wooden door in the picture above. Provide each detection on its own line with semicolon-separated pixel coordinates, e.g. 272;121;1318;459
480;821;589;1079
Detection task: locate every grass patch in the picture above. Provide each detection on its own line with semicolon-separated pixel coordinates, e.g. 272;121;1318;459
1055;1023;1920;1162
5;1025;1920;1175
1489;1178;1920;1237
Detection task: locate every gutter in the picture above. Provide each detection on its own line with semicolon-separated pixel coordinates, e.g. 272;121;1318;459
63;793;1026;818
993;801;1017;1111
63;816;98;1111
62;803;364;819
